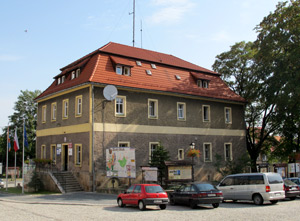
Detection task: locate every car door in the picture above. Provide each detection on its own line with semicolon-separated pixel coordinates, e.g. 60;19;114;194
218;176;235;200
173;185;186;204
122;185;135;204
131;185;142;205
234;175;249;200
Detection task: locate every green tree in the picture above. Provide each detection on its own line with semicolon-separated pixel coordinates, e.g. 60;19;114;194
149;143;170;186
0;90;41;167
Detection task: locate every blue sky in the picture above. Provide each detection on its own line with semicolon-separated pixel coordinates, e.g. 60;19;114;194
0;0;279;128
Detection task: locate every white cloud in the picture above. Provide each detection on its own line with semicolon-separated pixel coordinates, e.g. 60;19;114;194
0;55;22;62
211;31;232;43
148;0;195;25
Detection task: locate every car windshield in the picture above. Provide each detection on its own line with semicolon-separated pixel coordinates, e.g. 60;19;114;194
195;183;216;191
267;173;283;184
145;185;164;193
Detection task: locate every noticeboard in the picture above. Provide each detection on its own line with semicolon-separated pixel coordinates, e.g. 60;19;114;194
168;165;192;180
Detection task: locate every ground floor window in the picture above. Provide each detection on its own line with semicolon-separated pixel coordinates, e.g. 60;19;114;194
75;144;82;167
178;149;184;160
149;142;159;163
51;144;56;164
118;142;130;147
41;145;46;159
224;143;233;161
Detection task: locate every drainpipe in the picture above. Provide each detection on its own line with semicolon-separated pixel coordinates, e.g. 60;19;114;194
92;84;95;192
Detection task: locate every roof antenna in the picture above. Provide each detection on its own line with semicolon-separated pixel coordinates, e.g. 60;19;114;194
140;20;143;49
129;0;135;47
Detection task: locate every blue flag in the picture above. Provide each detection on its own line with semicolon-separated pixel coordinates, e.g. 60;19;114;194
24;123;29;148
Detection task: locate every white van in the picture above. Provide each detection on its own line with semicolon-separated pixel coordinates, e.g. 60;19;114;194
217;173;285;205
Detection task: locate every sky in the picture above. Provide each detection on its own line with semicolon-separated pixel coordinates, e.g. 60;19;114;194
0;0;280;129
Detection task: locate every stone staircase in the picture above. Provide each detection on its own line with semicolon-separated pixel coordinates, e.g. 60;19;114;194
51;171;83;193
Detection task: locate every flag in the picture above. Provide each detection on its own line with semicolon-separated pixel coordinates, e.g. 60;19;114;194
14;129;19;152
7;126;11;151
24;122;29;148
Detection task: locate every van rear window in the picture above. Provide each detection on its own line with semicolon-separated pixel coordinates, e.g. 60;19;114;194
267;173;283;184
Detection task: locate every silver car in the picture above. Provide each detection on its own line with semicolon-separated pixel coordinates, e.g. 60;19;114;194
217;173;285;205
0;178;4;188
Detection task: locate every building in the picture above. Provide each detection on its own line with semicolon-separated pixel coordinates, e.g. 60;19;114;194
35;42;247;191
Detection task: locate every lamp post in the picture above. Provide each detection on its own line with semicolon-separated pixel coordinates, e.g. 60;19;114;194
190;142;195;182
293;149;297;177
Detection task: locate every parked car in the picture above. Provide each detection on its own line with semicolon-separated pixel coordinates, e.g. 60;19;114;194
117;184;169;211
169;182;223;209
283;179;300;200
217;173;285;205
286;177;300;188
0;178;4;188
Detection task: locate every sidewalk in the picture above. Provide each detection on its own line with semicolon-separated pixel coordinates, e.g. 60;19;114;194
0;191;118;206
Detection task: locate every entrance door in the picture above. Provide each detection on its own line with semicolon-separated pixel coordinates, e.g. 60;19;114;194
62;144;69;171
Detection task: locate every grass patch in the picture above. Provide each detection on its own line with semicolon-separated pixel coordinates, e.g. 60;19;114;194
0;187;59;195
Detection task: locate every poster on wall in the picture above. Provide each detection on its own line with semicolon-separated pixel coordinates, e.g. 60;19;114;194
142;167;158;181
68;143;73;156
106;147;136;178
168;165;192;180
57;144;61;155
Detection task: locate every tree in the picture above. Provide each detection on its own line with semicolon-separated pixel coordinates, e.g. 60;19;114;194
148;143;170;186
0;90;41;167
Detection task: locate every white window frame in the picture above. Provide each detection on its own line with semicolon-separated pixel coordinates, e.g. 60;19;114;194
151;64;156;69
202;80;208;88
74;144;82;167
202;105;210;122
42;105;47;123
115;96;126;117
149;142;159;163
62;99;69;120
225;107;232;124
136;61;142;66
50;144;56;164
57;78;61;85
61;75;65;83
41;145;46;159
71;71;75;80
116;65;123;75
75;95;83;117
51;102;57;122
148;99;158;119
177;102;186;121
76;69;80;78
203;143;212;162
224;143;233;161
178;149;184;160
118;141;130;147
123;66;131;76
146;70;152;75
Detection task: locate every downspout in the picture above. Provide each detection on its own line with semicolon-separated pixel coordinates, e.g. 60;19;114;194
92;84;95;192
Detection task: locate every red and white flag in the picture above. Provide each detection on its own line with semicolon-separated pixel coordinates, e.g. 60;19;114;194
14;129;19;152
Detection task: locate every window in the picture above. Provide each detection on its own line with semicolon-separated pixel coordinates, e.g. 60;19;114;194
118;142;130;147
151;64;156;69
177;102;186;120
41;145;46;159
225;107;232;124
62;99;69;119
61;75;65;83
71;71;75;80
175;75;181;80
203;143;212;162
202;105;210;122
178;149;184;160
116;65;131;76
148;99;158;119
51;102;57;121
76;69;80;78
197;80;209;88
149;142;159;162
57;78;61;85
115;96;126;117
50;144;56;164
136;61;142;66
42;105;47;123
75;95;82;117
146;70;152;75
133;185;142;193
75;144;82;166
224;143;232;161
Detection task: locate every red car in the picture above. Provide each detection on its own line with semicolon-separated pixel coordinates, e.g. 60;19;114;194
117;184;169;210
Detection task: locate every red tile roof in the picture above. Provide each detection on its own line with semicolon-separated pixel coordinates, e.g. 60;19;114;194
36;42;245;103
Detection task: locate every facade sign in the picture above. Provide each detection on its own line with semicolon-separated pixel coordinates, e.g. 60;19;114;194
106;147;136;178
168;165;192;180
68;145;73;156
57;144;61;155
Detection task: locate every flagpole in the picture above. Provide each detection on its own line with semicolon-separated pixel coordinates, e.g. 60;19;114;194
14;150;16;187
6;125;9;191
22;119;25;194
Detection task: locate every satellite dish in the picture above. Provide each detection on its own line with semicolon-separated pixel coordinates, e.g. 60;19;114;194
103;85;118;101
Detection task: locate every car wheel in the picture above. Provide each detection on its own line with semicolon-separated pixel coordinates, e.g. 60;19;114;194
253;194;263;205
159;204;167;210
212;203;219;208
289;197;296;200
138;200;146;211
270;200;278;204
117;198;125;207
190;200;197;209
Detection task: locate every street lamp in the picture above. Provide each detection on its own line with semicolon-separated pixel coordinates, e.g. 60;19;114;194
293;149;297;177
190;142;195;182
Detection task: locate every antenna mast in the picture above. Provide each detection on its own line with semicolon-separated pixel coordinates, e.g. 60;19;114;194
133;0;135;47
140;20;143;48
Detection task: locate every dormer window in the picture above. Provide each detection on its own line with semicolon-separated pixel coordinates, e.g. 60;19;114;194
151;64;156;69
61;75;65;83
136;61;142;66
57;78;61;85
71;71;75;80
197;79;209;88
116;64;131;76
76;69;80;78
175;75;181;80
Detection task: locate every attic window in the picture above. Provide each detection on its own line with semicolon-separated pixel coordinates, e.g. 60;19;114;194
116;64;131;76
57;78;61;85
175;75;181;80
146;70;152;75
71;71;75;80
136;61;142;66
151;64;156;69
76;69;81;78
61;75;65;83
197;79;209;88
